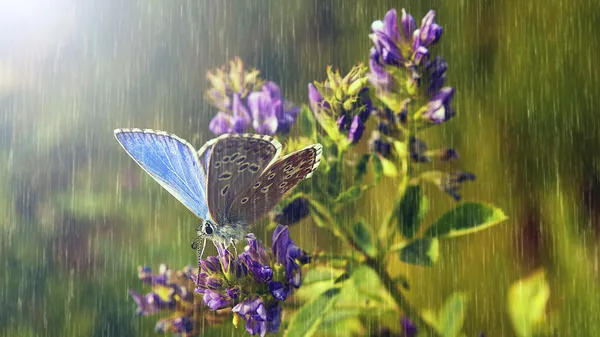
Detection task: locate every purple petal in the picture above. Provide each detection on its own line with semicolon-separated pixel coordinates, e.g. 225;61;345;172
401;9;417;42
262;81;282;100
209;112;232;135
348;115;365;144
272;225;291;264
413;46;430;66
266;303;283;333
203;290;230;310
382;9;400;42
253;115;278;135
426;87;455;123
419;11;443;46
269;281;291;301
308;83;324;114
232;93;251;130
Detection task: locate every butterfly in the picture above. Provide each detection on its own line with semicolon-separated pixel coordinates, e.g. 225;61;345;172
114;128;322;256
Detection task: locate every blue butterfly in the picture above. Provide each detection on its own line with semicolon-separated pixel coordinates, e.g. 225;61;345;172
114;128;322;255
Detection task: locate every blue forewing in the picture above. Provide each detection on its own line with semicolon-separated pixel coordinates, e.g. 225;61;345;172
114;129;209;219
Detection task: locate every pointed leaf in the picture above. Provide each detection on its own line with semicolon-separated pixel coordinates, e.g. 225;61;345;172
354;154;371;183
399;238;439;266
351;221;377;257
371;154;383;183
285;288;342;337
508;270;550;337
396;185;425;238
298;104;317;140
438;292;468;337
424;202;508;238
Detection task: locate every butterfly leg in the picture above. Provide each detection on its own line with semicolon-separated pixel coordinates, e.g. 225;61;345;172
229;238;238;256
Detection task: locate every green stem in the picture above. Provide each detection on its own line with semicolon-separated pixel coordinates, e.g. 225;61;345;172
339;223;439;336
364;256;439;336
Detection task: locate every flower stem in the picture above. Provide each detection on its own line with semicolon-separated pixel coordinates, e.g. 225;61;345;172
364;256;439;336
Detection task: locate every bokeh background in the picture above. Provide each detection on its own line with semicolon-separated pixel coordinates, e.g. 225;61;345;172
1;0;599;336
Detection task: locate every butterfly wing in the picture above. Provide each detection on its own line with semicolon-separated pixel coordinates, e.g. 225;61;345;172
228;144;323;225
206;133;282;222
114;128;210;219
197;137;218;175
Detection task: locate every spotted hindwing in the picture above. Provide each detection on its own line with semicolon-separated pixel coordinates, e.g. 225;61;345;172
228;144;323;225
207;133;282;222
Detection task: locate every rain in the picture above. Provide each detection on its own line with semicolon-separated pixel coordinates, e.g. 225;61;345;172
0;0;599;336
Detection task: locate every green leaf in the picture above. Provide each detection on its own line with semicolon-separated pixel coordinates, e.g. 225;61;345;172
285;288;342;337
396;185;425;239
335;185;362;204
438;292;468;337
371;153;383;184
399;238;439;266
351;221;377;257
354;154;371;183
297;104;317;140
379;156;398;177
306;198;346;243
424;202;508;238
508;270;550;337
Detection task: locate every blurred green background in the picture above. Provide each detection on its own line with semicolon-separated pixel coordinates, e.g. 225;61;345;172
1;0;599;336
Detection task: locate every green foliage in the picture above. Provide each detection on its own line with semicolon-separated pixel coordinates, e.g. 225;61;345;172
399;238;439;266
424;202;508;238
297;104;317;140
285;288;342;337
508;270;551;337
395;185;426;239
422;292;469;337
351;220;377;258
438;293;469;337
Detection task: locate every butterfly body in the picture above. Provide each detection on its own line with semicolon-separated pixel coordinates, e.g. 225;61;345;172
114;129;322;246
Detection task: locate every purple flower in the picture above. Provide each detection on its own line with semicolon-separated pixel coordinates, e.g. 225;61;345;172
368;58;395;95
203;290;232;310
232;296;267;337
129;290;162;315
348;115;366;144
200;256;221;274
233;297;282;337
268;281;291;301
207;59;299;136
413;46;430;66
424;87;456;124
400;9;417;42
131;226;309;336
263;81;300;133
441;171;476;201
401;316;418;337
370;9;403;66
308;83;324;113
273;197;311;226
272;225;310;288
425;57;448;95
171;316;194;334
209;93;252;135
247;87;280;135
419;11;443;47
409;137;432;163
369;132;392;157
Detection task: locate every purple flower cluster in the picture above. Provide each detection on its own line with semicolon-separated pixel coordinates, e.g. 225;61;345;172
207;58;300;136
308;65;372;145
193;225;310;337
128;264;228;336
368;8;455;126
